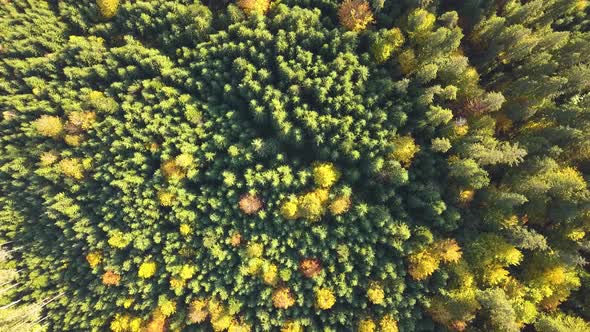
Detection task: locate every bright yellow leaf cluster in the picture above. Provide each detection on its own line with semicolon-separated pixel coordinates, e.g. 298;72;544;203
180;265;196;280
179;223;192;236
379;315;399;332
280;189;329;221
108;230;131;249
281;321;303;332
367;282;385;305
159;299;176;317
34;115;63;138
408;249;440;280
458;189;474;204
138;261;156;279
391;136;420;167
161;159;186;180
110;314;141;332
280;163;352;221
236;0;270;16
315;288;336;310
59;158;85;180
358;318;376;332
372;28;405;64
435;239;463;264
40;151;59;166
408;239;462;280
297;189;329;221
96;0;120;19
158;190;175;207
86;251;102;268
312;162;340;188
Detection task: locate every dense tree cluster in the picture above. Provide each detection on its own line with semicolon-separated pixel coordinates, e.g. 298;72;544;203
0;0;589;331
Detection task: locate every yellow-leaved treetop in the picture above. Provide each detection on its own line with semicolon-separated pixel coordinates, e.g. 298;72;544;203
179;223;192;236
188;299;209;324
434;239;462;263
391;136;420;167
408;239;462;280
159;299;176;317
281;321;303;332
40;151;59;166
246;242;264;258
228;320;251;332
34;115;63;137
169;278;184;291
329;195;351;216
358;318;376;332
108;230;131;249
262;263;278;285
158;190;175;207
96;0;120;19
407;249;440;280
174;153;194;168
458;189;475;204
144;309;166;332
59;158;85;180
65;111;96;133
236;0;270;16
338;0;374;32
86;251;102;268
138;261;157;278
367;282;385;305
315;288;336;310
379;315;399;332
272;288;295;309
280;196;299;220
180;265;196;280
406;8;436;37
110;314;141;332
297;189;329;221
313;162;340;188
161;159;186;180
372;28;405;64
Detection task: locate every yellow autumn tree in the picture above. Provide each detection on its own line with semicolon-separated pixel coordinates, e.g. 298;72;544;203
358;318;376;332
138;261;157;279
272;288;295;309
312;162;340;188
391;136;420;167
236;0;270;16
329;195;351;216
188;299;208;324
407;249;440;280
315;288;336;310
338;0;374;32
379;315;399;332
367;282;385;305
34;115;63;137
433;239;462;263
86;251;102;268
59;158;85;180
96;0;120;19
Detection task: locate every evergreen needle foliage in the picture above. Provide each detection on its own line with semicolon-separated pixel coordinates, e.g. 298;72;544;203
1;0;589;331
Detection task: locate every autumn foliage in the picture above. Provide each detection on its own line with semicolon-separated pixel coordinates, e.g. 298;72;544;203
1;1;589;331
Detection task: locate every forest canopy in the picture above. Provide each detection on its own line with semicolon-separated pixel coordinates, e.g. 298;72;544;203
1;0;590;331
